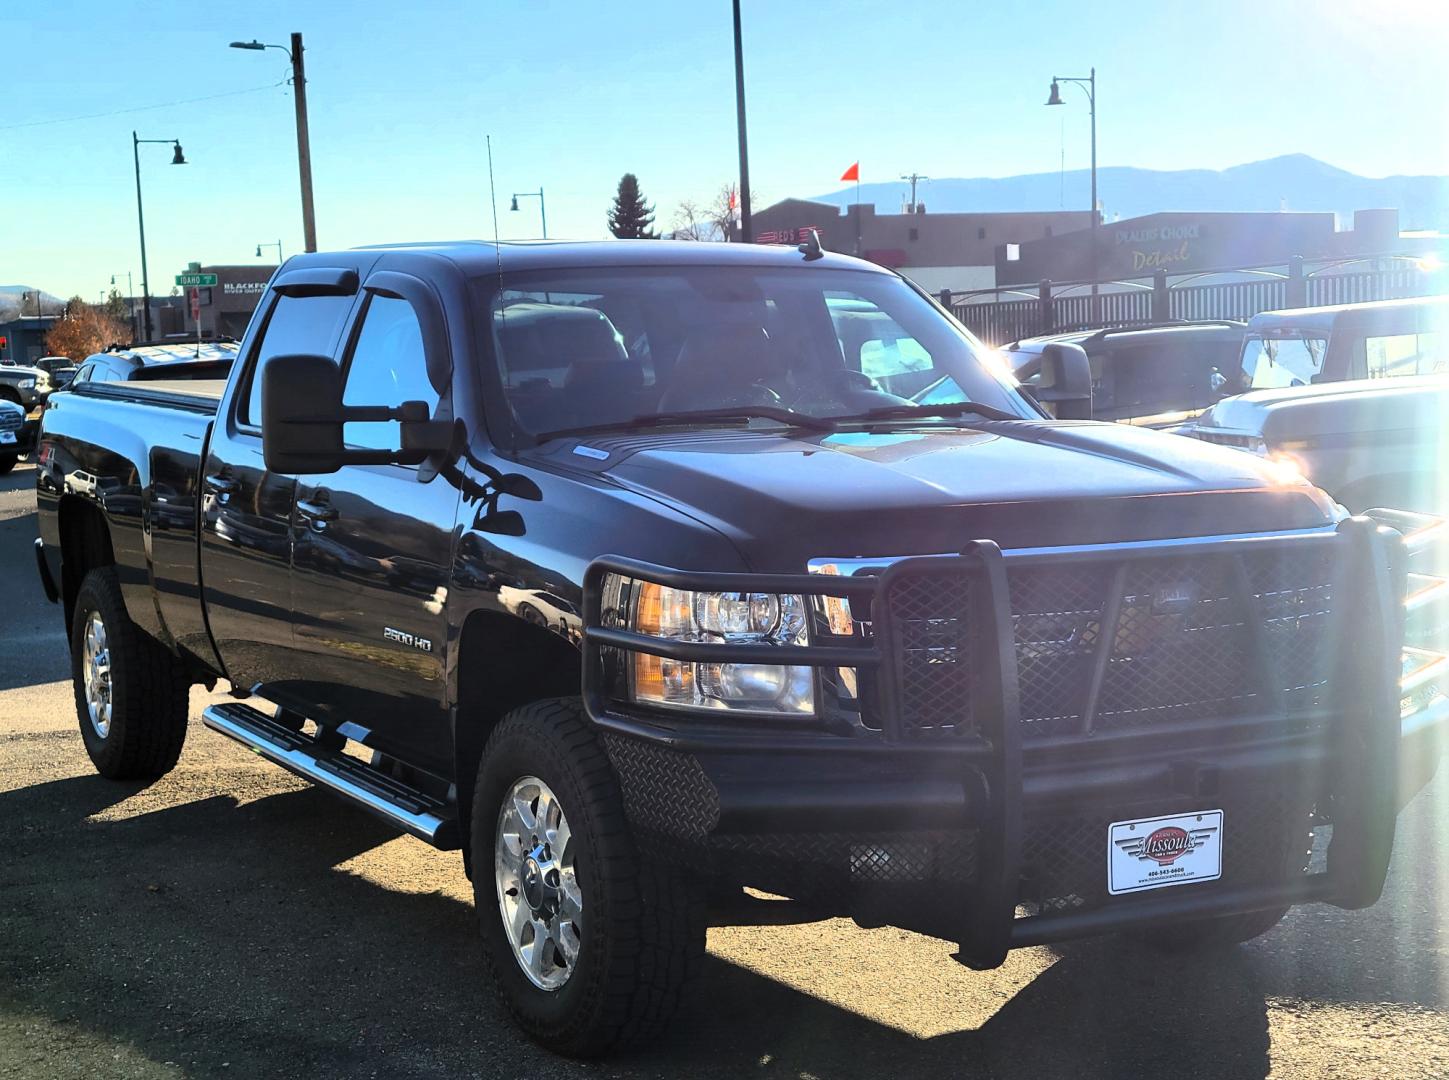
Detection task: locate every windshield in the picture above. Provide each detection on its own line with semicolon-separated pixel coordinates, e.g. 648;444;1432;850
480;266;1031;439
1238;334;1327;390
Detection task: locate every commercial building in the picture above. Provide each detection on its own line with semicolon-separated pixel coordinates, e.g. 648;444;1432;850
170;263;278;339
995;208;1417;287
749;199;1093;293
0;315;61;364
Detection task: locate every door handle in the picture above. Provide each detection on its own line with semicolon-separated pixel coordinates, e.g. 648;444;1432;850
296;498;339;525
204;473;237;495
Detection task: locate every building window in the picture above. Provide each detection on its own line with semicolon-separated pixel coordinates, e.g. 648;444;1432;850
908;227;919;242
977;226;986;240
1045;225;1054;237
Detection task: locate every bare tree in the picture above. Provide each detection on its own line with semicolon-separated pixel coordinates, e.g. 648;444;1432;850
669;184;760;242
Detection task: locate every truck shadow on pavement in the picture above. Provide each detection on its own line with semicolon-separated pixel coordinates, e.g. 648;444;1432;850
0;773;1284;1079
0;463;71;692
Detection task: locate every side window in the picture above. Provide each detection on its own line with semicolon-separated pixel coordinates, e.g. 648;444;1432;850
1365;331;1444;380
242;292;355;425
341;295;438;452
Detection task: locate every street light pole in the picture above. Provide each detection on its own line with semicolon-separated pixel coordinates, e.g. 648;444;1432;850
290;32;317;252
509;189;547;239
1047;67;1098;321
110;271;135;338
230;33;317;252
132;132;187;342
732;0;752;243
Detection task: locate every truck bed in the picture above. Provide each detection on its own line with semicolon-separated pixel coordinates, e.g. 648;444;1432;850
72;378;225;413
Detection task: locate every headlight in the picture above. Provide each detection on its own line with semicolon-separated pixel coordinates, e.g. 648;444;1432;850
17;378;35;390
606;575;815;715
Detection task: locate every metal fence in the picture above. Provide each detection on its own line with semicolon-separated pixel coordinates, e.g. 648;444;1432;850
943;255;1441;346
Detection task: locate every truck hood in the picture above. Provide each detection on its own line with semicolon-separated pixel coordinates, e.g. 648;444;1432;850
537;420;1337;570
1200;375;1449;439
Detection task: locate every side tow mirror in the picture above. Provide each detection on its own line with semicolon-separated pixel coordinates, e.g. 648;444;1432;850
1035;342;1093;420
261;353;346;473
261;353;452;474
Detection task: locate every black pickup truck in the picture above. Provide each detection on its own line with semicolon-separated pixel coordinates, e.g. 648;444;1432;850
34;240;1449;1057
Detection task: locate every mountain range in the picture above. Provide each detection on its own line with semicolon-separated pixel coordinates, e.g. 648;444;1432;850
809;155;1449;229
0;285;66;320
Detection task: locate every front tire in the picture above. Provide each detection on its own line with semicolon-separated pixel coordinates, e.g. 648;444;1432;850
71;567;191;779
472;699;703;1057
0;453;16;476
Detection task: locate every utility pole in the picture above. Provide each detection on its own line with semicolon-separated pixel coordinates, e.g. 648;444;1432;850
900;172;929;213
291;32;317;253
732;0;752;243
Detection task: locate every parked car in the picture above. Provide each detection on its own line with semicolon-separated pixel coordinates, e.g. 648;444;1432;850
989;321;1246;428
0;361;54;409
33;355;77;390
1192;372;1448;513
1229;294;1449;394
0;397;30;474
71;339;239;385
35;239;1447;1057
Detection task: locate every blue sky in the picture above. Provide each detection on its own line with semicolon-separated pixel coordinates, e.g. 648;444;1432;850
7;0;1448;298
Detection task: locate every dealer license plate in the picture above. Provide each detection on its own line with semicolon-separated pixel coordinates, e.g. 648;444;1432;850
0;431;15;445
1107;809;1223;895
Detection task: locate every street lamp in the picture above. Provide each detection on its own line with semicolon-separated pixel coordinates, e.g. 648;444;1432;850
230;33;317;252
1046;67;1098;319
110;271;135;338
256;240;283;262
133;132;187;342
509;188;547;239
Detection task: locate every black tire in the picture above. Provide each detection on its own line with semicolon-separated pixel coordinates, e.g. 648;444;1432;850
71;567;191;779
0;387;20;407
0;453;15;476
472;698;704;1058
1137;905;1289;952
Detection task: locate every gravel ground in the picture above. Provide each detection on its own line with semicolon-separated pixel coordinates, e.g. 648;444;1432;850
2;461;1447;1079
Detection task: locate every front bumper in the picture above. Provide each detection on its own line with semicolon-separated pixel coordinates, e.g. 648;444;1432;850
583;516;1448;968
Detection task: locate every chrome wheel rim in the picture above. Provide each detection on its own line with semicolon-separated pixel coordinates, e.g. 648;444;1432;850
81;611;113;738
495;775;582;991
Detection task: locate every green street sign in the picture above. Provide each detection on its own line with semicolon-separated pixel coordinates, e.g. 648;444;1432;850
175;272;218;287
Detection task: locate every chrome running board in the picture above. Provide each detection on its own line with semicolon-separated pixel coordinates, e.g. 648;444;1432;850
202;701;459;849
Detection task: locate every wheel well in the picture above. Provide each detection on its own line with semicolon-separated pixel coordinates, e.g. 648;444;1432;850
453;608;580;872
58;496;114;629
0;386;20;405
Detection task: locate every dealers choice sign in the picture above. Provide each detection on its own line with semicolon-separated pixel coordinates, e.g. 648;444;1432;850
1115;223;1201;271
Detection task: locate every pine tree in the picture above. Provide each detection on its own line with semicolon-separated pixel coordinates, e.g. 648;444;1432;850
608;173;657;239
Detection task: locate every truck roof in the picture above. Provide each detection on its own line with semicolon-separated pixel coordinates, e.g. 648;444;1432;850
337;238;890;276
1248;293;1449;333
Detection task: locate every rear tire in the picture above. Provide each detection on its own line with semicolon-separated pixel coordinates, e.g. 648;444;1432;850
472;698;704;1057
1137;905;1289;952
71;567;191;779
0;453;15;476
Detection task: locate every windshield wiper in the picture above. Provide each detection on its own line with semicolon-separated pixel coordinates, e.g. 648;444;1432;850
535;406;834;444
824;401;1016;425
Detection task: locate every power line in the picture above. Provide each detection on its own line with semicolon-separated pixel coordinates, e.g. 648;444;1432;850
0;78;289;133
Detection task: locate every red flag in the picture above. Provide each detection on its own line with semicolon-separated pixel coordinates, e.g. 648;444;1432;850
840;162;859;182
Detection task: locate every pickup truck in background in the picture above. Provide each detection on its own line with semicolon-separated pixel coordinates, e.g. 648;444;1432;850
1229;294;1448;394
1193;373;1448;514
33;240;1449;1057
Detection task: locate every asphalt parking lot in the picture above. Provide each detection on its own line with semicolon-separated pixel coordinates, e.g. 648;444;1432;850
2;460;1447;1079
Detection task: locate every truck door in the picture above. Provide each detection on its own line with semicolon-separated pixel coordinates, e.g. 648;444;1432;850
288;276;460;775
199;272;361;700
